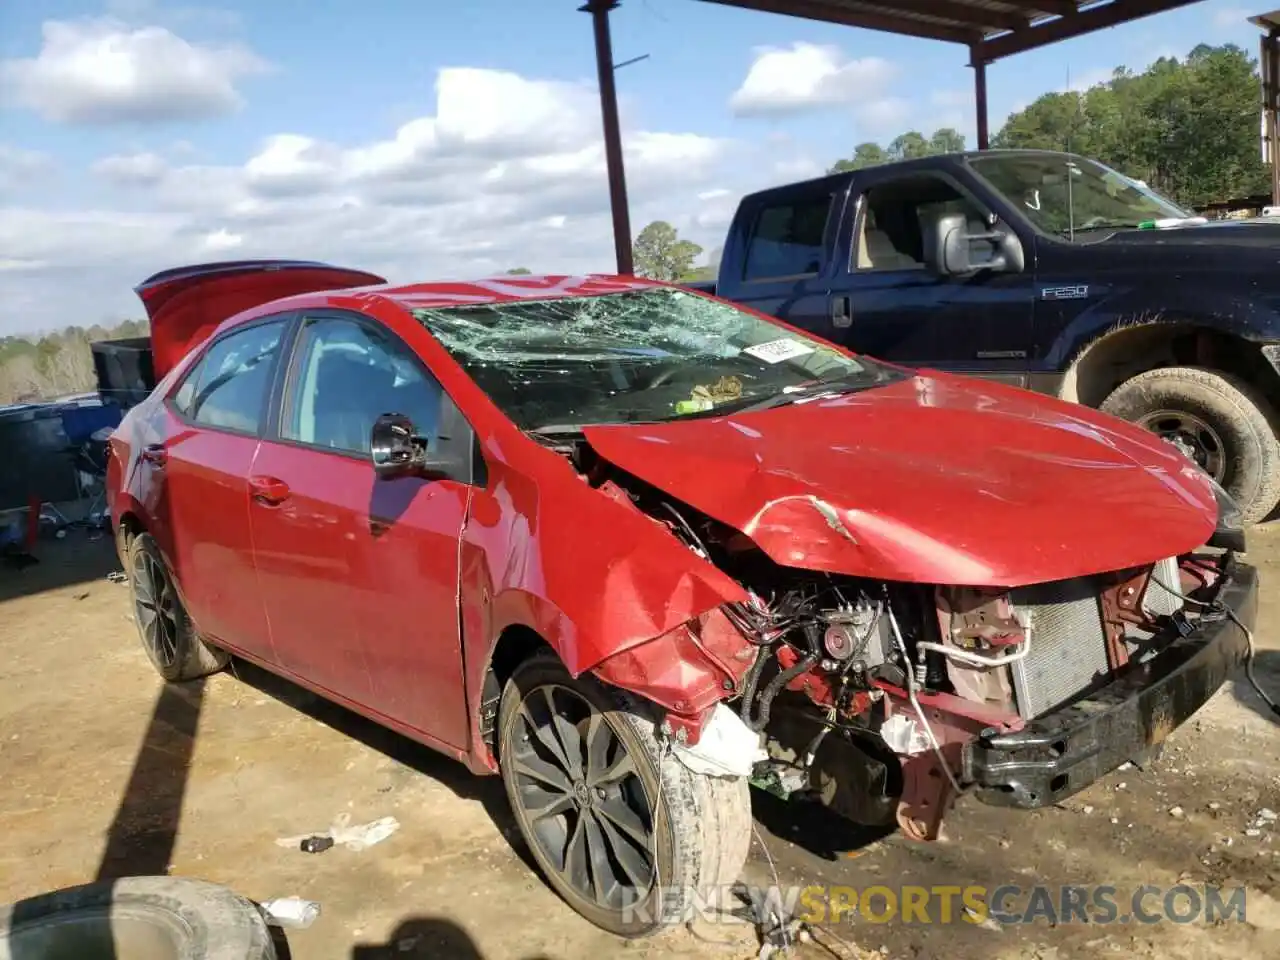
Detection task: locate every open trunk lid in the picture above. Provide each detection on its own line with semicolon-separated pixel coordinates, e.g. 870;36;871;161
134;259;387;380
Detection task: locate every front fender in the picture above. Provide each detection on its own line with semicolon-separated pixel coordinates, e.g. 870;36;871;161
1045;283;1280;371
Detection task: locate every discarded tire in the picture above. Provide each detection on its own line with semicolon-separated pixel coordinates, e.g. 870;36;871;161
0;876;276;960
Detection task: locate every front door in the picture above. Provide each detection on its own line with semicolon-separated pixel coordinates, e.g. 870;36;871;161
248;311;471;748
836;169;1036;387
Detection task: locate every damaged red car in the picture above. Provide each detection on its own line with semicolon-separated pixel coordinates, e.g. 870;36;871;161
106;260;1258;937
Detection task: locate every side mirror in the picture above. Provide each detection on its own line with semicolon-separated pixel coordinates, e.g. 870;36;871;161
923;211;1024;277
371;412;461;481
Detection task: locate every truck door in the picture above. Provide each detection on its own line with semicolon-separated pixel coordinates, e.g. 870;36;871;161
718;177;848;332
832;167;1036;387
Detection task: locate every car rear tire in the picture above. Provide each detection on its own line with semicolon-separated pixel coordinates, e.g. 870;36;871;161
497;652;751;938
0;876;276;960
1100;366;1280;524
127;532;229;682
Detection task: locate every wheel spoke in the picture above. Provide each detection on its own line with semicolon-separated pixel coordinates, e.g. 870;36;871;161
519;701;574;777
596;793;652;851
523;786;574;823
595;807;653;889
541;688;584;779
563;811;590;889
582;812;613;905
583;712;612;783
514;750;573;793
588;746;635;788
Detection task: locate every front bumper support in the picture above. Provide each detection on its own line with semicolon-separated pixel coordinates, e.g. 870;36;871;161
964;561;1258;808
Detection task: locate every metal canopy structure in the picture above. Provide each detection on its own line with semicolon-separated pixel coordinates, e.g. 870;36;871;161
582;0;1206;273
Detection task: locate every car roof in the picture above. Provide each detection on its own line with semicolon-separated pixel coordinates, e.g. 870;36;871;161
373;274;667;311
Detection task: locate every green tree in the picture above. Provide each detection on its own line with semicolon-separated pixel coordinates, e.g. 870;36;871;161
504;267;532;274
992;44;1268;206
828;128;965;174
632;221;703;281
829;142;890;173
929;127;966;154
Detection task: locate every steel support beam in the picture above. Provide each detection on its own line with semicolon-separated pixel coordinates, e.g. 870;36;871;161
976;0;1202;62
583;0;634;275
973;55;990;150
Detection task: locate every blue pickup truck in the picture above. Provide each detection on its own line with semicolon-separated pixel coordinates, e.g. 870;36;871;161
692;148;1280;524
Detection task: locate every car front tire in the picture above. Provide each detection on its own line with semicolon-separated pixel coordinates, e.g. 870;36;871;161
497;651;752;938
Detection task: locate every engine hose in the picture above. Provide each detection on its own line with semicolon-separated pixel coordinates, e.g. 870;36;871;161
745;647;821;732
739;644;771;726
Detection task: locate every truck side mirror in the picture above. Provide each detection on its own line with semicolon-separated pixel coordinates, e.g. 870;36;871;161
923;211;1024;277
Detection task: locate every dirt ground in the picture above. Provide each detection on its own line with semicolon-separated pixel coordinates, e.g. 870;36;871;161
1;529;1278;960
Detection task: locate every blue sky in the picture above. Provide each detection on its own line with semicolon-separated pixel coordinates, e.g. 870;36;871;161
0;0;1265;334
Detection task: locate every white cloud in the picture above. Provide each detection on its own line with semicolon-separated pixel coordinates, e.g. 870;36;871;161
730;42;897;116
0;16;270;124
0;65;736;333
0;146;55;191
92;150;168;186
1212;6;1251;29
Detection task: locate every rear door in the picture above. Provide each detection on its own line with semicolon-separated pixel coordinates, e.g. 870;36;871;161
150;314;295;657
247;310;473;748
718;178;849;333
833;167;1037;386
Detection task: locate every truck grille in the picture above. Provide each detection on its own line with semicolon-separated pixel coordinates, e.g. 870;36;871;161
1009;576;1110;720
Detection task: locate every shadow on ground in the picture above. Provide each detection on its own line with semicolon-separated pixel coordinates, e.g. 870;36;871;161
351;917;555;959
223;658;534;870
750;789;894;862
0;531;119;605
1231;649;1280;725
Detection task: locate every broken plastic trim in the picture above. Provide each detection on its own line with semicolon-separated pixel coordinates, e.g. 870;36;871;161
590;607;756;745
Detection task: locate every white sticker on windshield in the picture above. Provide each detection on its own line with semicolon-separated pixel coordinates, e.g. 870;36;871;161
743;338;816;364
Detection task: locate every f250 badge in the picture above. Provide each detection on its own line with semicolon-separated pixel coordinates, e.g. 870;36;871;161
1041;284;1089;301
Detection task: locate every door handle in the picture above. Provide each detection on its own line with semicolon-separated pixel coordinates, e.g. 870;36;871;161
831;295;852;329
140;443;167;466
248;475;291;506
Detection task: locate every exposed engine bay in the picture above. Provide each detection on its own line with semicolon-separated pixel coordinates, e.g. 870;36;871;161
554;435;1240;842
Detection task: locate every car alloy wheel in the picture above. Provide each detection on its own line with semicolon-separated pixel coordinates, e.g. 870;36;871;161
131;545;180;670
507;683;657;914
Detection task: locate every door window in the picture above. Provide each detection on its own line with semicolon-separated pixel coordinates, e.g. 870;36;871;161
171;319;286;434
283;315;443;456
854;176;987;271
742;192;833;281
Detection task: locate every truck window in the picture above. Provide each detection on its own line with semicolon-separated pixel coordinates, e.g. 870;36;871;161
854;176;985;272
742;193;832;281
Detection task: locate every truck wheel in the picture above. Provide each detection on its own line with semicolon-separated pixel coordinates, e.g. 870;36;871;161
1100;366;1280;523
0;876;276;960
127;532;229;682
497;651;752;938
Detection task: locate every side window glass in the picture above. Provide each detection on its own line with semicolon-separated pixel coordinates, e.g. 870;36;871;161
742;193;832;281
856;178;985;272
284;316;443;457
180;321;286;433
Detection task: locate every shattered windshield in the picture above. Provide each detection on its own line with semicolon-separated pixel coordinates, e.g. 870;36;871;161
969;154;1192;239
411;287;900;431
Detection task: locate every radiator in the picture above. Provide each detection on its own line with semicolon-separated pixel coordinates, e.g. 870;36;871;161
1008;575;1110;720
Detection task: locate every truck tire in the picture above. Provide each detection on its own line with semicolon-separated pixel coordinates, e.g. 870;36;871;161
497;651;752;938
127;532;229;682
0;876;276;960
1100;366;1280;524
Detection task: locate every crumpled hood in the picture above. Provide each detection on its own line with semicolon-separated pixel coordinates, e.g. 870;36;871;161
582;372;1217;588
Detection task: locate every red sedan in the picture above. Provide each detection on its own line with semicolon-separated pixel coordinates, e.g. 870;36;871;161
107;260;1257;937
